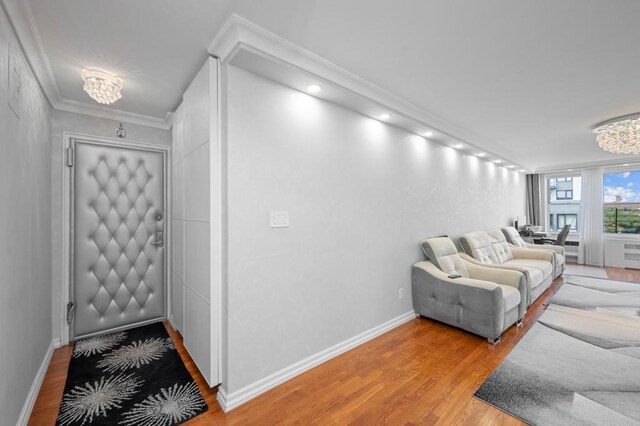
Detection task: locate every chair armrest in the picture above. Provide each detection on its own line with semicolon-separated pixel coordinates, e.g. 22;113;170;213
465;262;526;320
537;239;555;245
412;262;505;338
510;247;554;262
413;261;501;293
529;244;564;256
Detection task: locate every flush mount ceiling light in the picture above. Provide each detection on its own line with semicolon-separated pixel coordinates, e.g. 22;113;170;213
476;152;486;157
593;113;640;154
307;84;322;93
494;159;503;164
422;130;434;137
507;165;515;168
452;143;463;149
518;169;526;173
81;69;123;105
379;113;390;120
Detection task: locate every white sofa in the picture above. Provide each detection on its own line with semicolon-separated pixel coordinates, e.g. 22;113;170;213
413;237;527;343
501;226;565;278
458;230;554;306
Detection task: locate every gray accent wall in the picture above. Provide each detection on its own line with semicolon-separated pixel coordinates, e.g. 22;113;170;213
0;5;53;424
224;66;526;393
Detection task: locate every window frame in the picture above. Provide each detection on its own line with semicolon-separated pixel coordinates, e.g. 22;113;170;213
542;171;582;234
557;213;578;231
556;189;573;200
602;166;640;236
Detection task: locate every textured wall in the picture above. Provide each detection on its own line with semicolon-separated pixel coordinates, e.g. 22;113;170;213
225;67;526;393
0;7;52;424
50;110;171;343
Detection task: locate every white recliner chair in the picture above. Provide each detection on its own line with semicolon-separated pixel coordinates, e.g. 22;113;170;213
458;231;554;306
413;237;527;343
501;226;565;278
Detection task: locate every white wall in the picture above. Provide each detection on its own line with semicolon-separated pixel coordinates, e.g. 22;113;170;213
224;67;526;393
50;110;170;342
0;6;52;424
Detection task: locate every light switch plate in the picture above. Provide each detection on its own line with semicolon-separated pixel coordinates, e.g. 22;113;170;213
270;211;289;228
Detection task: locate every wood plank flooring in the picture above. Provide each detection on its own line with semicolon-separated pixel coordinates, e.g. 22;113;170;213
29;265;638;425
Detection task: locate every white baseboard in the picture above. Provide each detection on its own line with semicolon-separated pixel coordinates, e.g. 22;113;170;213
217;310;416;412
17;339;57;425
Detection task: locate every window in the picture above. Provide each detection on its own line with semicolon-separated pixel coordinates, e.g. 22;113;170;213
547;175;581;232
557;214;578;231
556;190;573;200
603;170;640;234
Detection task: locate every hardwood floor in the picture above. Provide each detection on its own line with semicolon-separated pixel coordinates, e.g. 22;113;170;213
29;265;639;425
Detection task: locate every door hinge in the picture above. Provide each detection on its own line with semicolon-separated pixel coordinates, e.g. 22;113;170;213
66;301;75;324
66;147;74;167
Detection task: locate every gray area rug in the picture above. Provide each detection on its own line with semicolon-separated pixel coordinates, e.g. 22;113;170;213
563;264;609;279
475;275;640;426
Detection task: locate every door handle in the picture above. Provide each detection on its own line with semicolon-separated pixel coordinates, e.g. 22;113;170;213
151;230;164;247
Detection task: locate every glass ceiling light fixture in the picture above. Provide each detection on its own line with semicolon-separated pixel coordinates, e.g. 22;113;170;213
593;113;640;154
81;69;123;105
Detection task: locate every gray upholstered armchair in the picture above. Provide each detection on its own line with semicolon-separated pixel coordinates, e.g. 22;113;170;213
413;237;527;343
458;230;554;306
501;226;565;278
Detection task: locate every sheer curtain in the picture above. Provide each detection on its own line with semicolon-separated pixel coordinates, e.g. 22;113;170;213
579;167;605;266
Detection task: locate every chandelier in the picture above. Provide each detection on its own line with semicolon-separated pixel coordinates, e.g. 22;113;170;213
81;69;123;105
593;114;640;154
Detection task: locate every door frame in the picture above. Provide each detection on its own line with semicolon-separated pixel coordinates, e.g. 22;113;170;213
61;132;171;344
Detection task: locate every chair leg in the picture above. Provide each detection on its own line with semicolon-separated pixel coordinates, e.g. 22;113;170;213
488;336;501;345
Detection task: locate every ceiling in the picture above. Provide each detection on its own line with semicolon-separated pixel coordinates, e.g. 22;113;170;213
18;0;640;169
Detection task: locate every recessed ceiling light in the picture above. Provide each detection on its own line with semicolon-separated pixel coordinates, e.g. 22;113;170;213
623;163;630;167
379;113;390;120
567;169;573;172
507;165;515;168
307;84;322;93
518;169;526;173
453;143;463;149
494;159;503;164
423;131;434;137
476;152;486;157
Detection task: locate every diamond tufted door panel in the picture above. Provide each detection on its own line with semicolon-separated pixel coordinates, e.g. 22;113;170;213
72;141;165;338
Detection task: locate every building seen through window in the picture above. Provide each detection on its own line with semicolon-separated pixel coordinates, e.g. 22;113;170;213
547;176;580;231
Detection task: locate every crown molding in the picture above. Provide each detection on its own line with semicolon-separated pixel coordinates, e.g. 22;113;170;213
535;156;640;174
55;99;172;130
2;0;172;129
1;0;61;107
208;14;531;172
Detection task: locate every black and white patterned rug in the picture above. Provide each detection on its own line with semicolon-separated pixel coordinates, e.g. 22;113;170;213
475;276;640;426
56;322;207;425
